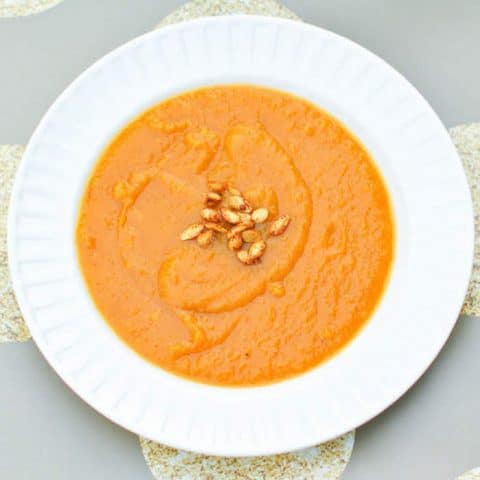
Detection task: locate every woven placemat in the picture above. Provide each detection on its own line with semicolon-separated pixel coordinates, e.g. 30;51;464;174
156;0;300;28
141;434;354;480
458;468;480;480
0;146;30;343
450;124;480;316
0;0;63;17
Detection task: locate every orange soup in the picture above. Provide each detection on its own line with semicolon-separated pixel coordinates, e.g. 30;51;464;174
77;85;394;386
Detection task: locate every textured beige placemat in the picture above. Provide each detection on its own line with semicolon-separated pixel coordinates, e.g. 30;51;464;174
141;434;354;480
0;145;30;343
0;0;63;17
451;124;480;316
458;468;480;480
156;0;300;28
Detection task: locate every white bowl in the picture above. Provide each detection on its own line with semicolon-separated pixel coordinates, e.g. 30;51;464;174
8;16;473;456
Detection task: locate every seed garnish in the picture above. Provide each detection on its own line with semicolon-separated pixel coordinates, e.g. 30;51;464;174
180;183;291;265
205;192;222;206
249;240;266;260
180;223;204;241
221;208;241;225
197;229;215;248
228;235;243;251
201;208;221;223
252;208;269;224
270;215;291;236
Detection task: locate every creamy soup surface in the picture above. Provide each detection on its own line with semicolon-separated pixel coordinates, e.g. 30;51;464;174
77;85;394;386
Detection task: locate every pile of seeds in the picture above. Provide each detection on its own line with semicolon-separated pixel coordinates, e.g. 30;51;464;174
180;181;290;265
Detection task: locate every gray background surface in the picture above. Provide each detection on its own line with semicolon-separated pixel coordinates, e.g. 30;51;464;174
0;1;479;479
